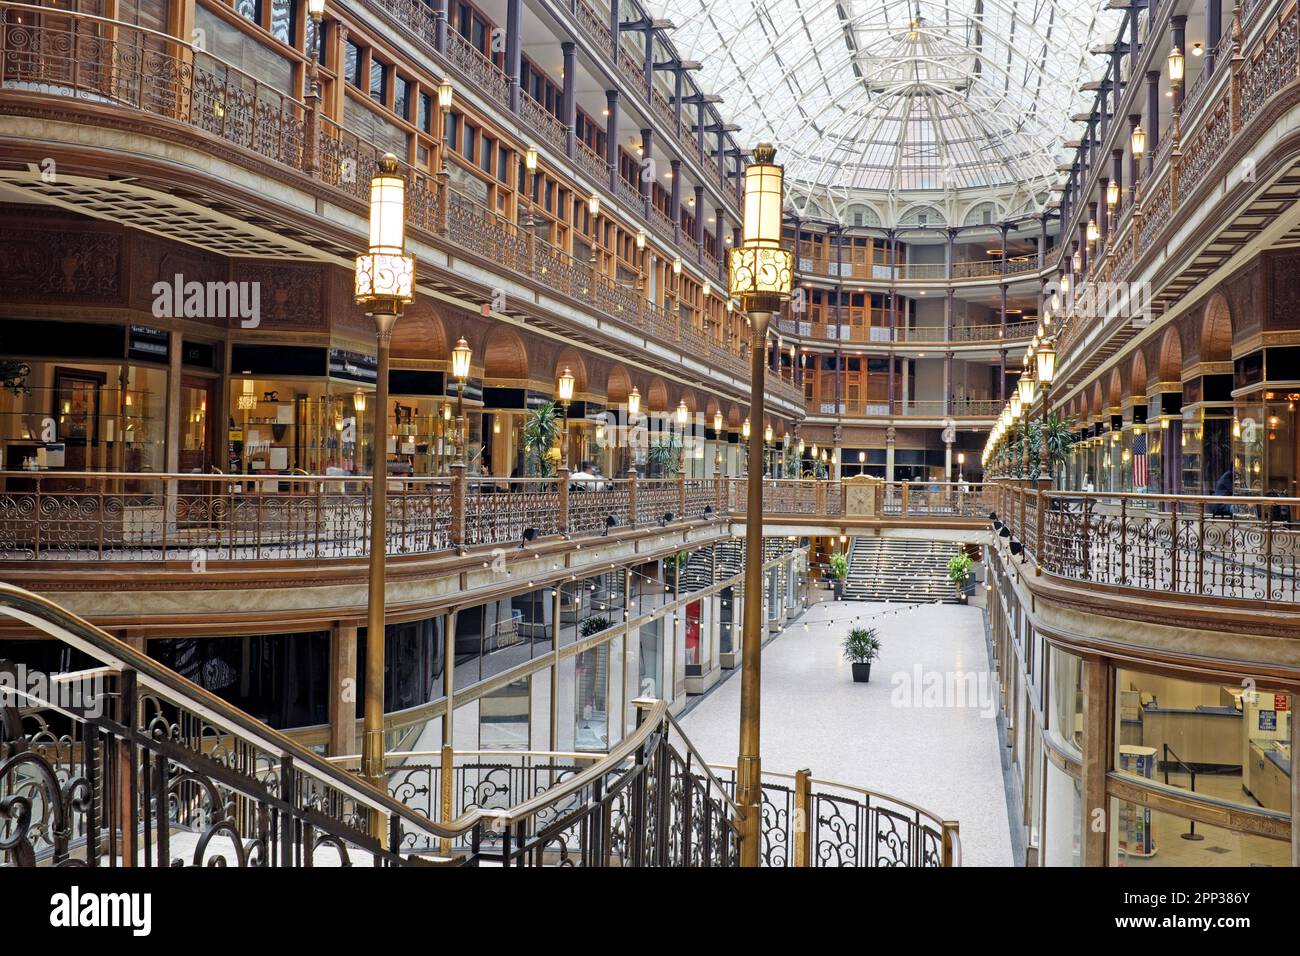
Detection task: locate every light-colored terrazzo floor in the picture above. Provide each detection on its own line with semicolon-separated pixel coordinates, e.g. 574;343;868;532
678;595;1015;867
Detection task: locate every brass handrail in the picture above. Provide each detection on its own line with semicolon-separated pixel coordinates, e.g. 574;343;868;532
0;581;458;843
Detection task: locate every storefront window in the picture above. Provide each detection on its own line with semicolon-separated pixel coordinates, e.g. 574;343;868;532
478;676;530;749
1049;648;1082;754
574;643;609;751
1116;667;1292;814
1235;395;1298;500
1109;799;1289;866
1;361;167;472
1043;760;1081;866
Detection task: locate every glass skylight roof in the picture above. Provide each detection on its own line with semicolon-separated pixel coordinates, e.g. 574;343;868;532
649;0;1118;202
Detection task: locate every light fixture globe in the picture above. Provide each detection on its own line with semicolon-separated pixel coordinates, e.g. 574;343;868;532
451;336;472;380
1018;369;1037;406
588;192;601;217
557;366;575;403
1106;179;1120;208
1010;391;1022;420
437;78;454;110
354;153;414;311
742;417;751;440
1036;338;1058;384
627;386;641;419
1131;124;1147;158
713;410;723;432
728;143;793;313
764;423;773;443
307;0;324;19
1168;46;1185;86
676;399;689;427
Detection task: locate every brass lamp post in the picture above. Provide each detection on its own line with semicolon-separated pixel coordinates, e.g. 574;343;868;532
307;0;325;92
451;336;472;463
676;398;689;476
557;366;575;470
713;409;725;476
728;142;793;867
1036;338;1058;481
354;153;414;830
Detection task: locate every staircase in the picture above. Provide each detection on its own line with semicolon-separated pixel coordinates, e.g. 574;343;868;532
843;537;959;603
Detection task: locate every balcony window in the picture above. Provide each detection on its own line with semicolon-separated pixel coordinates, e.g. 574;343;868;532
344;39;363;88
393;76;410;120
234;0;261;26
417;91;432;133
269;0;294;46
369;58;388;106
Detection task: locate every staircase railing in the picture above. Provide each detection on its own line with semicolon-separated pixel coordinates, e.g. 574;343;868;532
0;582;457;867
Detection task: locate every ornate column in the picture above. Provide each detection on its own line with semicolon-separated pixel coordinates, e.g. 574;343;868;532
505;0;523;113
562;41;577;158
606;90;619;193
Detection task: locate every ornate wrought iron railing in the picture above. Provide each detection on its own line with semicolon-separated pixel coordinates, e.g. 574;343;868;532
995;485;1300;605
0;582;457;867
0;470;714;565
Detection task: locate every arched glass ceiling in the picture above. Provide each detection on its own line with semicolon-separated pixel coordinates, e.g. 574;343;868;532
648;0;1118;202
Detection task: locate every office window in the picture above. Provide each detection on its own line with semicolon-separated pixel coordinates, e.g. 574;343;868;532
443;111;457;150
344;40;363;88
480;134;493;173
496;145;508;183
369;58;388;105
269;0;294;45
234;0;261;25
463;122;477;162
393;76;410;120
418;92;432;133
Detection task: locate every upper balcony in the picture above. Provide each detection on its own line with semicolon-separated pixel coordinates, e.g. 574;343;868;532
0;1;803;415
1048;0;1300;396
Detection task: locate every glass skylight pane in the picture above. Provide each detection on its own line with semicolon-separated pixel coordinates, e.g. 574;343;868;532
648;0;1118;217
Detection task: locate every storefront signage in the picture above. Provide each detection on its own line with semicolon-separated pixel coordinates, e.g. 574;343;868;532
127;325;169;363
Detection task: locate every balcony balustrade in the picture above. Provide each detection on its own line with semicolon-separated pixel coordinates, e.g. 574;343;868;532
775;317;1037;346
995;485;1300;606
796;255;1041;283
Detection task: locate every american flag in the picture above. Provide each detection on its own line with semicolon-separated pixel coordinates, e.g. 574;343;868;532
1132;432;1149;489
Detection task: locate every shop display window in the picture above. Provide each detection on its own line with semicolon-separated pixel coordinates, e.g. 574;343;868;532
1115;667;1292;814
0;361;166;473
1108;799;1289;867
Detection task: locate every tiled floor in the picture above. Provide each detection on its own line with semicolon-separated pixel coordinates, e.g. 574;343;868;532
678;595;1015;866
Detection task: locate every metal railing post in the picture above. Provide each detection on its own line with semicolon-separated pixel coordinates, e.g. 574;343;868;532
941;820;960;867
558;467;570;535
793;767;812;867
439;743;454;856
627;467;638;528
450;463;466;552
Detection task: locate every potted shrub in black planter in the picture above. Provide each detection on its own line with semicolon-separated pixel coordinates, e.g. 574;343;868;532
828;551;848;600
947;553;974;604
842;627;881;683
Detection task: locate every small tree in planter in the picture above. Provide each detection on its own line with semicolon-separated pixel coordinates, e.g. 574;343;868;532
842;627;881;683
947;553;974;604
580;615;613;638
828;551;849;600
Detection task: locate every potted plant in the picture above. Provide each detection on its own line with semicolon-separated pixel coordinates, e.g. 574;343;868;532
842;627;881;683
523;401;561;477
828;551;848;600
947;552;974;604
580;615;613;638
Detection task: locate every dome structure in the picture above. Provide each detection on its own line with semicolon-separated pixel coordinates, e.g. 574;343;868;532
649;0;1119;225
